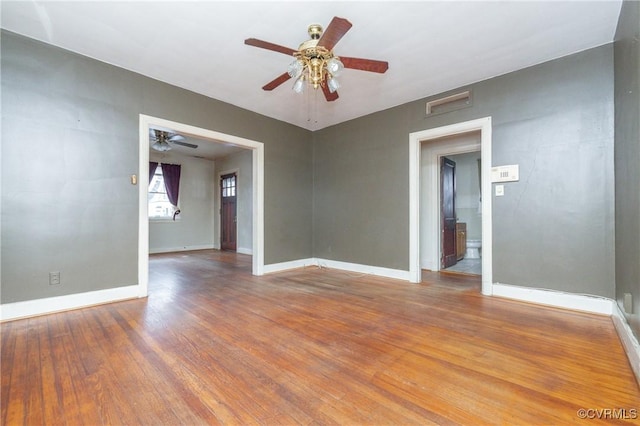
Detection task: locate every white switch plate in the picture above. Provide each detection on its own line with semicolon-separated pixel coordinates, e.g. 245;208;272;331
623;293;633;314
495;185;504;196
491;165;519;182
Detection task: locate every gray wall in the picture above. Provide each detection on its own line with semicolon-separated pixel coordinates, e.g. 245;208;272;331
215;149;253;254
149;152;217;253
313;107;411;270
314;44;615;298
614;0;640;339
1;31;312;303
0;28;623;305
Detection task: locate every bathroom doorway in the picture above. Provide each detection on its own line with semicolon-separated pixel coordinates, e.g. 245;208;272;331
409;116;493;296
440;151;482;275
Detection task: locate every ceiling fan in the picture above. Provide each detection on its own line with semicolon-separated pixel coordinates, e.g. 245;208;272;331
149;129;198;152
245;16;389;101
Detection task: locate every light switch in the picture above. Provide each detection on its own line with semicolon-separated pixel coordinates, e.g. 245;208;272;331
495;185;504;196
623;293;633;314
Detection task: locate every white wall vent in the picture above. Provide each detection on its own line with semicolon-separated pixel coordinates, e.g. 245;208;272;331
426;90;472;116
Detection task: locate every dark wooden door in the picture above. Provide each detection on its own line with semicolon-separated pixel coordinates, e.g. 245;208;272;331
441;157;457;268
220;173;237;251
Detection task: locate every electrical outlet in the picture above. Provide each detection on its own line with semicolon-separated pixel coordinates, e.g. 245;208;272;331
49;271;61;285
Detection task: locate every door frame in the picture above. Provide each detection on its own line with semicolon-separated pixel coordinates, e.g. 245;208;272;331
138;114;265;298
409;117;493;295
218;169;239;252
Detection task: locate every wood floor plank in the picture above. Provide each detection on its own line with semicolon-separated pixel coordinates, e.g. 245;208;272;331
103;307;228;425
3;321;29;425
2;249;639;425
52;313;104;425
1;320;15;425
39;317;66;423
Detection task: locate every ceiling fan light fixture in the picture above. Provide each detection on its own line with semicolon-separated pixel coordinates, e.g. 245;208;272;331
152;140;171;152
292;76;305;93
287;59;304;78
326;57;344;77
245;16;388;101
327;75;340;93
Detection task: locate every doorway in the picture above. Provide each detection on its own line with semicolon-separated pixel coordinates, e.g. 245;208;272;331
138;114;265;298
423;135;480;273
220;172;237;251
440;151;483;275
408;117;493;295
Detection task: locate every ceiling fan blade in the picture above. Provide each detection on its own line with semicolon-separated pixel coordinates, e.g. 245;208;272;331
321;78;339;102
317;17;352;51
262;72;292;91
244;38;297;56
149;128;158;140
340;56;389;73
171;140;198;149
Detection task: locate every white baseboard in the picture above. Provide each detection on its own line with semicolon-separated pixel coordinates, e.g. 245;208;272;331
263;257;410;281
0;285;141;322
263;258;317;274
492;283;614;315
150;245;252;255
612;303;640;386
491;282;640;384
421;258;438;271
316;258;411;281
149;244;215;254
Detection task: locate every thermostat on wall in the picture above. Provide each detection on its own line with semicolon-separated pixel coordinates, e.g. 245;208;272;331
491;165;519;182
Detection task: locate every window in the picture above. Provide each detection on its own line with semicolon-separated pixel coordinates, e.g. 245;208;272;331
221;174;236;198
148;166;178;219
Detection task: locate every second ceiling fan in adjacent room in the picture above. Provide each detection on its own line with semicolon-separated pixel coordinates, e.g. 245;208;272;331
150;129;198;152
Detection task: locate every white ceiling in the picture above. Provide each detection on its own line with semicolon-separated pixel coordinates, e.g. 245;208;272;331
2;1;622;131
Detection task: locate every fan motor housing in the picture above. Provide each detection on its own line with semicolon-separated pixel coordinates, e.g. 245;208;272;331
308;24;322;39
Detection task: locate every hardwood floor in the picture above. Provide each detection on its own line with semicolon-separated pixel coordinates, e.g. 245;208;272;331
2;250;639;425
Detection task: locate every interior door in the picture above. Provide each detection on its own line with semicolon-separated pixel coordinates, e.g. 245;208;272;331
441;157;457;268
220;173;237;251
